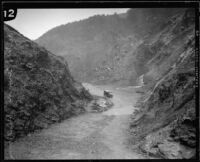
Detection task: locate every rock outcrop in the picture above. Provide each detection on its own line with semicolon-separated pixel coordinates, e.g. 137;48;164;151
129;8;196;159
4;24;92;141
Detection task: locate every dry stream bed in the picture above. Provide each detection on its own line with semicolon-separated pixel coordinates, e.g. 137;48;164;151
5;83;148;159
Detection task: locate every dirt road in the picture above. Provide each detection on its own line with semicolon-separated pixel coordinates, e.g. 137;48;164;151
5;83;146;159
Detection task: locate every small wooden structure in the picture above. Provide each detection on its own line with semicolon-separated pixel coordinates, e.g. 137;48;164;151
104;90;113;98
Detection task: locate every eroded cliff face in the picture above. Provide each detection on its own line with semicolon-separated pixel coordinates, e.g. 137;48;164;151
36;8;185;86
129;9;196;159
4;24;92;141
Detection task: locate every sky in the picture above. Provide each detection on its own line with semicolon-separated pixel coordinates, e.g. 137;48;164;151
6;9;129;40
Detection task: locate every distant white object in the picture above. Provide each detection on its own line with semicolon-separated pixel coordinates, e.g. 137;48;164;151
137;74;144;86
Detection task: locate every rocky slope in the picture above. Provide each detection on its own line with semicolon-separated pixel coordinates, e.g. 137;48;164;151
4;24;92;141
129;8;196;159
36;8;185;85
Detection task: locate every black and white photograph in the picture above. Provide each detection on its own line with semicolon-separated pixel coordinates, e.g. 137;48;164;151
2;1;199;160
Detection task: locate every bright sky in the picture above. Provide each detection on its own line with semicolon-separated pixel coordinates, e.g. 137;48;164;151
6;9;129;40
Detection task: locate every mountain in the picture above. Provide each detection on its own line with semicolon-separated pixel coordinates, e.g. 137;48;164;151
36;8;185;85
4;24;92;141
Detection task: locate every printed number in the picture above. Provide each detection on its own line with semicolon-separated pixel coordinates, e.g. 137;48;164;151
4;9;15;18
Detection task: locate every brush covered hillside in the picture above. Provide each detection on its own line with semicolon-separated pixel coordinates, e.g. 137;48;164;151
129;8;196;159
4;24;92;141
36;8;186;85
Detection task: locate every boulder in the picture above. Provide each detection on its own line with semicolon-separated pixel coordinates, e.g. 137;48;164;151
158;141;183;159
91;97;113;112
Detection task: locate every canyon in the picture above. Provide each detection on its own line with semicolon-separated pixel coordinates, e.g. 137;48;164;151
4;8;197;159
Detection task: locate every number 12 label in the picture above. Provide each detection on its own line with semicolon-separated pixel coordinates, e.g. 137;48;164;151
3;8;17;21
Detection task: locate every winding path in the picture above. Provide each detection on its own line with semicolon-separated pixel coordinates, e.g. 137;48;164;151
6;83;146;159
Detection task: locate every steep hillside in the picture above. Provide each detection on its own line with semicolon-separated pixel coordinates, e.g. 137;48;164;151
4;24;92;141
129;8;196;159
36;8;185;85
